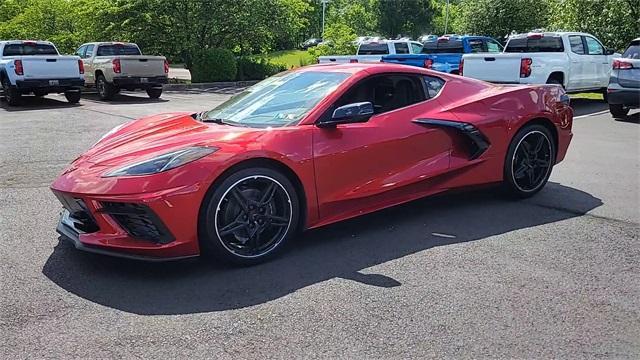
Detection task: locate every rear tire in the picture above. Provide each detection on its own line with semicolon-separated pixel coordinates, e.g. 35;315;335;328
96;74;116;101
503;124;555;198
609;104;629;119
33;89;47;97
2;77;21;106
146;87;162;99
546;77;563;87
64;89;81;104
199;167;300;266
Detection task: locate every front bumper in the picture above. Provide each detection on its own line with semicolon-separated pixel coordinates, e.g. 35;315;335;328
113;76;168;86
16;78;84;91
607;88;640;107
51;185;205;261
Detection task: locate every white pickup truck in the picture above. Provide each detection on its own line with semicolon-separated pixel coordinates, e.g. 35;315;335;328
76;42;168;100
0;40;84;105
461;32;618;94
318;40;424;64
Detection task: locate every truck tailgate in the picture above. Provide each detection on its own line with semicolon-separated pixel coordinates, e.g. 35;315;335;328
462;54;522;83
21;56;80;79
118;56;165;77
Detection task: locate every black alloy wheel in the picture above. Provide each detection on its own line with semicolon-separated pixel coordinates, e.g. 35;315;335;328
504;124;555;197
200;167;300;265
2;77;21;106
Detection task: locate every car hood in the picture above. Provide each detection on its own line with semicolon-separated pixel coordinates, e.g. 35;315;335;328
77;112;268;167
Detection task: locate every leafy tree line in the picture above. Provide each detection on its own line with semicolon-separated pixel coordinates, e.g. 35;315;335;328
1;0;637;63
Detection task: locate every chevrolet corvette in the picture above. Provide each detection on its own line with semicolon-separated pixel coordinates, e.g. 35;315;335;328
51;63;573;264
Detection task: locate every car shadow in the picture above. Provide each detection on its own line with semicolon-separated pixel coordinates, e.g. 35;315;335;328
0;96;81;112
570;98;608;117
81;91;169;104
614;111;640;123
42;182;602;315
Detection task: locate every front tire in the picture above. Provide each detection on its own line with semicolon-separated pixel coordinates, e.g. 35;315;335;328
64;89;81;104
503;124;555;198
199;167;300;265
609;104;629;119
146;87;162;99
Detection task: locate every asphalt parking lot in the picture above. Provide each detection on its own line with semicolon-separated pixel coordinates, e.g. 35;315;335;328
1;91;639;358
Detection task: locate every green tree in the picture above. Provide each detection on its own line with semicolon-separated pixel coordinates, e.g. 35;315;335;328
308;22;357;58
378;0;435;38
547;0;639;51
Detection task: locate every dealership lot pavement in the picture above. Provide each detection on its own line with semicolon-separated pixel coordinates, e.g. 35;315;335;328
1;92;639;358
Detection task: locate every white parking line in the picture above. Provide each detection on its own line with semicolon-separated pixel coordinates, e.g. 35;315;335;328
574;110;609;119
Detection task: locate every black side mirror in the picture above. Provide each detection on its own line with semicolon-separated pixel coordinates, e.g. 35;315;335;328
317;102;374;128
605;48;616;55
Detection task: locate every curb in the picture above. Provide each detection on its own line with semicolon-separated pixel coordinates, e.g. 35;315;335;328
164;80;259;91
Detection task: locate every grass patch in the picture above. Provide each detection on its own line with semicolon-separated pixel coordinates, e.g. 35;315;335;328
571;92;604;100
262;50;314;69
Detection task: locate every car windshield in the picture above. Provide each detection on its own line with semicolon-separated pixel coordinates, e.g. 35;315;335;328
3;43;58;56
97;44;141;56
202;71;350;128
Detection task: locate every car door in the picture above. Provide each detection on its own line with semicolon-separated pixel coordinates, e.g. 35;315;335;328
82;44;96;85
567;35;587;89
312;73;453;221
584;36;610;88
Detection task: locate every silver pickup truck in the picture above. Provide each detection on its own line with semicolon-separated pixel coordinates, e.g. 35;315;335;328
75;42;168;100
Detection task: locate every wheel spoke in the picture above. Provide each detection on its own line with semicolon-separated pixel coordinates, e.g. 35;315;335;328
533;135;545;153
514;163;528;178
259;182;277;205
230;188;250;212
266;215;289;227
527;168;535;185
218;213;246;236
535;158;549;167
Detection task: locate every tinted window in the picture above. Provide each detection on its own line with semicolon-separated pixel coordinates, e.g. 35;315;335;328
486;40;503;53
75;45;86;58
584;36;604;55
468;39;485;53
358;43;389;55
411;42;423;54
394;42;410;54
505;36;564;53
336;74;425;115
422;40;464;54
424;76;445;98
203;71;350;127
96;44;142;56
3;43;58;56
623;41;640;59
85;45;94;58
569;36;585;54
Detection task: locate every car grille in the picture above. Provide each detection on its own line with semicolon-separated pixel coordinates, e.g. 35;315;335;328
53;192;99;233
99;202;174;244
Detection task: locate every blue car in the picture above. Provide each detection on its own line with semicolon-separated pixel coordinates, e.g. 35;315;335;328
382;35;504;74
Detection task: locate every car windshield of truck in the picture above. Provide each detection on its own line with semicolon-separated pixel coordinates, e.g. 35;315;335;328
622;41;640;59
97;44;142;56
358;43;389;55
421;40;464;54
3;43;58;56
505;36;564;53
202;71;350;128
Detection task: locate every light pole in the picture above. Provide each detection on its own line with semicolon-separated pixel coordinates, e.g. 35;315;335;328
321;0;329;38
444;0;450;34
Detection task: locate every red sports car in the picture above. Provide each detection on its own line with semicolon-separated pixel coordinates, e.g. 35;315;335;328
51;63;573;264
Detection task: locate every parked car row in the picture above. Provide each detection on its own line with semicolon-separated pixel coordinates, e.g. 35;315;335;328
0;40;168;106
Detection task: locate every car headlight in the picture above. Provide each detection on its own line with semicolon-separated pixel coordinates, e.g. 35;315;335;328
103;146;218;177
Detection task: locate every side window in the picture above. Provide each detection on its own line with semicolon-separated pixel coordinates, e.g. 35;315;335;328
468;39;485;53
394;42;410;54
85;45;94;58
423;76;445;98
486;40;503;53
75;45;86;58
336;74;426;115
569;36;585;54
410;42;423;54
585;36;604;55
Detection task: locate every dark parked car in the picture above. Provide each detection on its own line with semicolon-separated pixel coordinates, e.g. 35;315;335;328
301;38;322;50
607;37;639;119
